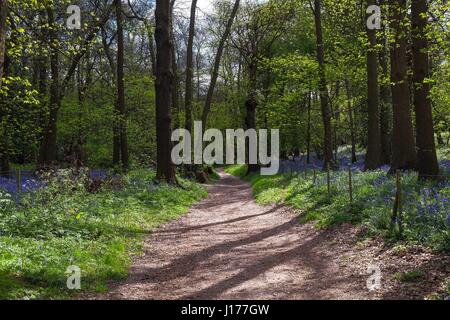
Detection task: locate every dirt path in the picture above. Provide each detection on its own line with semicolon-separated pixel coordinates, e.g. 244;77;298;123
97;169;382;300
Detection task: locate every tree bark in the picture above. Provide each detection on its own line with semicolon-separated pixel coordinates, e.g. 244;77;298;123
0;0;9;173
389;0;417;171
170;29;180;130
411;0;439;179
184;0;198;133
365;0;382;170
345;80;357;163
245;60;259;175
155;0;176;183
101;28;121;167
313;0;334;170
146;23;157;77
38;6;60;167
0;0;7;87
116;0;129;171
306;90;312;164
201;0;240;126
379;19;391;165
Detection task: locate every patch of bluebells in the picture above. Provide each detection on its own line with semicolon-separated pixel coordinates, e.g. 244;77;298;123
402;177;450;246
0;171;42;194
89;169;109;180
278;148;449;248
280;151;449;174
440;159;450;172
0;169;110;195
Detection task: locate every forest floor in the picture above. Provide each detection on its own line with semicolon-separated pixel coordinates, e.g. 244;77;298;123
94;169;449;300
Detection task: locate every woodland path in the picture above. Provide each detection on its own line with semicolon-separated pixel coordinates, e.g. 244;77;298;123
97;169;374;300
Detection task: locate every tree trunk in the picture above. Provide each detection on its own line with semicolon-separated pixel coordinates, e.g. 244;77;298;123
116;0;129;171
345;80;357;163
0;0;9;173
0;55;9;174
170;30;180;130
201;0;240;126
245;60;259;175
155;0;176;183
146;23;157;77
411;0;439;179
313;0;334;170
389;0;417;171
101;28;121;167
306;90;311;164
365;0;382;170
38;6;60;168
184;0;198;133
379;20;391;165
0;0;7;87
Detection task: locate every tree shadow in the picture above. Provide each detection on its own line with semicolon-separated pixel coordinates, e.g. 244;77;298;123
180;227;362;300
155;204;284;235
121;214;300;285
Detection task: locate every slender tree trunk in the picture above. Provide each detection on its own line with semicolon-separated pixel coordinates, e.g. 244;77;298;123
389;0;417;171
116;0;129;171
313;0;334;170
169;1;180;130
245;60;259;175
0;0;7;87
411;0;439;179
196;49;201;101
345;80;357;163
101;28;121;167
332;82;340;162
0;55;9;174
184;0;198;133
38;6;60;167
306;90;311;164
146;23;157;77
365;0;382;170
155;0;176;183
201;0;240;126
0;0;9;173
170;31;180;130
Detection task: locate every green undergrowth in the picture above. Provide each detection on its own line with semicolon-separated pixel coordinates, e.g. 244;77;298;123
0;169;207;299
225;165;449;251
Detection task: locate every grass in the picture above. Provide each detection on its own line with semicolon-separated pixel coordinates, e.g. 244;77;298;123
0;169;207;299
225;163;449;251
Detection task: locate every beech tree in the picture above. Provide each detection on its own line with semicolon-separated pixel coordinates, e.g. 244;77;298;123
389;0;417;171
154;0;176;183
365;0;382;170
184;0;198;134
411;0;439;179
115;0;129;171
0;0;7;86
312;0;334;170
0;0;8;173
201;0;240;126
